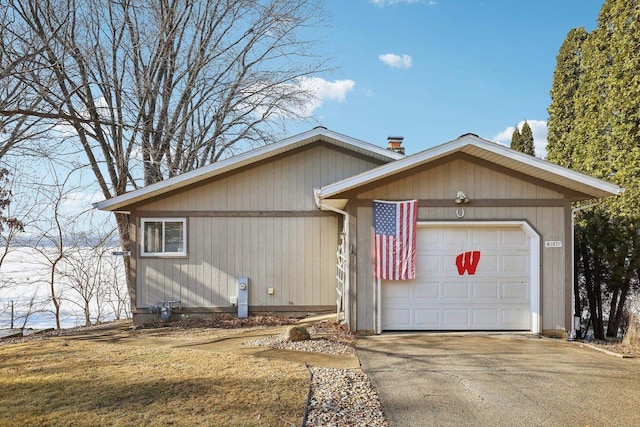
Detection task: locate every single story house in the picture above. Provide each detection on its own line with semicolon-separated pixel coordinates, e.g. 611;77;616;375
96;127;622;335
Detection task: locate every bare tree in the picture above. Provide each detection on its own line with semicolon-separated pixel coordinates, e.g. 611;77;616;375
59;244;102;327
100;250;129;320
0;6;56;159
58;226;125;326
0;0;329;307
28;163;90;329
15;291;46;330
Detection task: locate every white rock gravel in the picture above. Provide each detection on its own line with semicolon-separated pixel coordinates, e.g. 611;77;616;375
305;367;388;427
244;334;388;426
245;335;356;356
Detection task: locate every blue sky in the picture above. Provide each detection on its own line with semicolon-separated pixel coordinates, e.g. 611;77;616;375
8;0;608;226
289;0;605;157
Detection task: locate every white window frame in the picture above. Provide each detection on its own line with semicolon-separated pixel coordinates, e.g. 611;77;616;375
140;218;187;257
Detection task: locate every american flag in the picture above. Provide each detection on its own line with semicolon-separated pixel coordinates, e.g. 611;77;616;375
373;200;418;280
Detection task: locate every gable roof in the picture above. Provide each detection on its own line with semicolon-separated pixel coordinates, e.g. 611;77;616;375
315;133;623;203
96;127;404;212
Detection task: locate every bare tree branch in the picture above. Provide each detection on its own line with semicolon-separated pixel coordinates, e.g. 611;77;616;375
0;0;330;307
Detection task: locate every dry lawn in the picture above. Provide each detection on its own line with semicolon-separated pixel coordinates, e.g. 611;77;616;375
0;329;308;427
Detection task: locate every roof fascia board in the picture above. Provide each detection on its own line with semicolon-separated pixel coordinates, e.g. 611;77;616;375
316;128;405;161
96;127;403;211
316;136;472;198
317;135;622;199
466;136;623;196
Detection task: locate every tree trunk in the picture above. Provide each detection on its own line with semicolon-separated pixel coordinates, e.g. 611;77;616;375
115;212;135;313
573;242;581;320
607;287;620;337
51;257;62;330
594;277;604;340
84;299;92;327
607;276;631;337
580;239;604;340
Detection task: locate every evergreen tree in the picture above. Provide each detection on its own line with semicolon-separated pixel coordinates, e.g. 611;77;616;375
520;121;535;156
547;28;588;167
547;0;640;339
510;126;522;152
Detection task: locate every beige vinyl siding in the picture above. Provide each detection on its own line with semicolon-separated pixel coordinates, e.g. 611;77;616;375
357;157;565;201
137;216;339;308
350;157;570;332
133;143;384;311
138;144;383;212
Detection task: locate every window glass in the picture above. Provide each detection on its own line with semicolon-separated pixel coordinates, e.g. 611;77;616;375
144;221;163;253
141;219;186;256
164;222;184;253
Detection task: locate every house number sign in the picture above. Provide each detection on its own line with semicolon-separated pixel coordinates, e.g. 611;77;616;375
544;241;562;248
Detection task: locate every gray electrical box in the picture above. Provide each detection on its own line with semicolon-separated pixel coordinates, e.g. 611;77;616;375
237;276;249;318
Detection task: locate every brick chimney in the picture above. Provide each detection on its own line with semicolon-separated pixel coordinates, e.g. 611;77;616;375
387;136;405;155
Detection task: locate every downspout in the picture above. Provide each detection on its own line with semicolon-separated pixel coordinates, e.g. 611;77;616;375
314;191;351;329
570;198;603;340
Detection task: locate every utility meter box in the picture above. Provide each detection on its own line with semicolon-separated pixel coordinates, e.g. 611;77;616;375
237;276;249;318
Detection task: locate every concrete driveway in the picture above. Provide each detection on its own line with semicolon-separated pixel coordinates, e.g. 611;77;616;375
356;334;640;426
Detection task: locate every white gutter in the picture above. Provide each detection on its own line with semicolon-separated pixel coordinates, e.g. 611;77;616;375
570;198;603;340
314;191;351;329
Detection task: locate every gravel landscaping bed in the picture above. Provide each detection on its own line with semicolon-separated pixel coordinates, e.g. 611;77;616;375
244;320;388;426
305;367;388;427
245;335;356;356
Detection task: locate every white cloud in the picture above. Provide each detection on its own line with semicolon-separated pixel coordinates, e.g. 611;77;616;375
294;77;356;117
239;77;355;120
299;77;354;103
492;120;548;159
379;53;413;69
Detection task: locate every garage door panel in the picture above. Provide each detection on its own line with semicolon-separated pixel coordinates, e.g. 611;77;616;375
415;309;439;327
382;225;532;331
443;229;468;245
418;229;443;244
501;255;528;273
501;229;528;246
472;229;499;245
384;309;412;328
473;309;498;326
443;309;469;326
472;282;499;299
501;282;528;299
475;255;498;273
442;255;460;273
414;282;440;299
384;283;412;300
443;282;469;299
502;309;528;326
417;255;440;272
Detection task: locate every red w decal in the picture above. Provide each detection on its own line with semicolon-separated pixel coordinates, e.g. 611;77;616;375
456;251;481;275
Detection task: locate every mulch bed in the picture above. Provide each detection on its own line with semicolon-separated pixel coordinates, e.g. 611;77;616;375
309;319;357;346
140;313;299;329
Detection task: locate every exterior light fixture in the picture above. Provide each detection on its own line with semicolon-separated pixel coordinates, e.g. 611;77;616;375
455;191;470;204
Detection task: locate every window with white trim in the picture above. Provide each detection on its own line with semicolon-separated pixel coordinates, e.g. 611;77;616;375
141;218;187;257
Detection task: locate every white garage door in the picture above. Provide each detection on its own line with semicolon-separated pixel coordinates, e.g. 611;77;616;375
382;225;532;331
